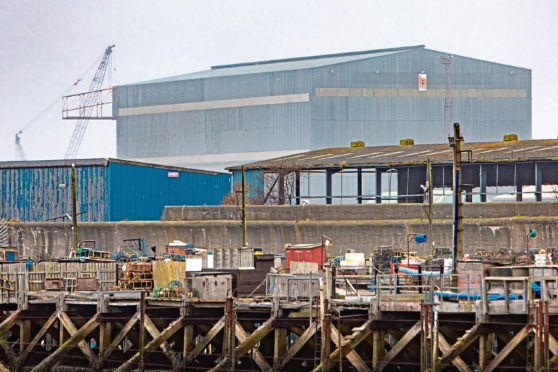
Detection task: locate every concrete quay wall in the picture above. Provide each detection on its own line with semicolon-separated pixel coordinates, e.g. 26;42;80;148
8;214;558;259
162;202;558;221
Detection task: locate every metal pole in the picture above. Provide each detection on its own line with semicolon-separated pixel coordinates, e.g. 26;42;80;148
427;159;433;256
71;164;78;253
241;165;247;247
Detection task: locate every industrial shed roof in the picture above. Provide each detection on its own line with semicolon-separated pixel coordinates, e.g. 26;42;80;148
228;139;558;170
129;45;425;85
0;158;225;175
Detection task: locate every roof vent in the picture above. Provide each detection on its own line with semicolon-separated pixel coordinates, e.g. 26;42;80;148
400;138;415;146
503;134;518;142
351;140;365;148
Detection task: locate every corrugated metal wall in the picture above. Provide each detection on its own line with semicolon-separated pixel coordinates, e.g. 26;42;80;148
108;162;231;221
115;70;313;159
0;165;108;221
0;161;230;222
114;48;531;165
309;49;531;147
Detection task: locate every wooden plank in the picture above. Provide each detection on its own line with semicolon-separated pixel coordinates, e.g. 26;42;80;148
0;309;22;369
496;331;527;360
479;333;493;369
209;316;275;372
483;325;532;372
0;309;20;337
549;333;558;356
315;319;373;372
99;321;111;353
17;311;58;367
143;314;181;367
372;321;420;372
273;327;288;368
437;332;472;372
113;315;185;372
184;315;225;365
439;324;480;364
372;330;384;368
274;321;318;371
330;324;371;372
19;319;31;353
30;313;99;372
58;311;98;364
183;324;194;358
92;313;138;371
235;321;272;371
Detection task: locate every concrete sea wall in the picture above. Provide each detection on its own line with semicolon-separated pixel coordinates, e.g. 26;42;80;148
7;202;558;259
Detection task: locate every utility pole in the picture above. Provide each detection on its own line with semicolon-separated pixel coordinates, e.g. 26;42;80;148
427;158;433;256
449;123;463;270
71;164;78;253
441;55;453;139
241;165;247;247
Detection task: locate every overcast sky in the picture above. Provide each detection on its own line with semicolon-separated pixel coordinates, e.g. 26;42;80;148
1;0;556;161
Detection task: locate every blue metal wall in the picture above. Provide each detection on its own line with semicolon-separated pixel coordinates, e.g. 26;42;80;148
108;162;231;221
0;165;108;222
0;160;230;222
231;169;263;199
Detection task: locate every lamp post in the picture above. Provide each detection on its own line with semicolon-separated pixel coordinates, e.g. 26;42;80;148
407;233;428;267
322;235;333;263
526;229;537;264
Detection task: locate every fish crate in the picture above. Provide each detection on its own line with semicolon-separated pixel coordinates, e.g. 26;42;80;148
76;278;99;291
45;278;64;291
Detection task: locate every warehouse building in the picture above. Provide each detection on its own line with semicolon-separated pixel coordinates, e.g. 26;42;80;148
113;45;531;171
0;159;230;221
228;137;558;205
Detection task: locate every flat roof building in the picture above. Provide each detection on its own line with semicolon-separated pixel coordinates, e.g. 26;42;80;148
228;137;558;205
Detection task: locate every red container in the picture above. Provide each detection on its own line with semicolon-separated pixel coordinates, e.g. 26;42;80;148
285;244;325;269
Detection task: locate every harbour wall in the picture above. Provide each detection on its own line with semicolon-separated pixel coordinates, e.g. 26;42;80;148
7;202;558;258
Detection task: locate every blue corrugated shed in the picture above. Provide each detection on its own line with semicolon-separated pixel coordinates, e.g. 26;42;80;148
0;159;230;222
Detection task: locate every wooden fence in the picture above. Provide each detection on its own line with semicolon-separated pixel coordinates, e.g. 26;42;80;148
0;261;119;303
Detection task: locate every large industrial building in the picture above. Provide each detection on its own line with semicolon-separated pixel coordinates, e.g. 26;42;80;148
0;158;230;221
113;45;531;171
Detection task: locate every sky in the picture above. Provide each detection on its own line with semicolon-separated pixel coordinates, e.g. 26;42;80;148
0;0;557;161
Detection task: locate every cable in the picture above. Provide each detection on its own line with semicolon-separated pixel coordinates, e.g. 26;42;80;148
16;50;104;135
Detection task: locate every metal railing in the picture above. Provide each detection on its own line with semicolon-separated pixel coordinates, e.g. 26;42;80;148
482;277;529;314
372;272;482;304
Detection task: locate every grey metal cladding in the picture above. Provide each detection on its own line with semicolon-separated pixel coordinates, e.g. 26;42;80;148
114;47;531;162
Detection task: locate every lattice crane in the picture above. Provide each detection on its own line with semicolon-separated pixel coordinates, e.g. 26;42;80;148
64;44;115;159
15;131;27;161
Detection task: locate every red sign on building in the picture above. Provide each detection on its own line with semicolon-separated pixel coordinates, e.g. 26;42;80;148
418;73;427;91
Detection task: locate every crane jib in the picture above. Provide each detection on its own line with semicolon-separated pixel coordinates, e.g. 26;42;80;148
64;44;115;159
